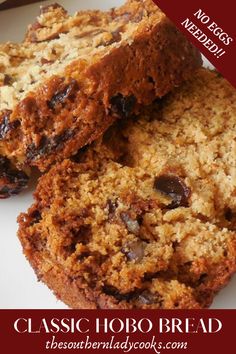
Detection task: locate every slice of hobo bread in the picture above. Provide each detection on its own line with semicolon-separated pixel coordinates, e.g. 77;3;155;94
18;69;236;309
0;0;201;183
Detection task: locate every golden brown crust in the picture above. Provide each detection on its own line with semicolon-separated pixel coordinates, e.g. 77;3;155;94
0;0;201;172
18;69;236;309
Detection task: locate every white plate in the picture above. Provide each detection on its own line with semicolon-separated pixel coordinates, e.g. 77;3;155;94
0;0;235;309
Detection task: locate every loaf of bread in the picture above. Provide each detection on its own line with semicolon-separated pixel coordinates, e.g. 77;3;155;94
0;0;201;178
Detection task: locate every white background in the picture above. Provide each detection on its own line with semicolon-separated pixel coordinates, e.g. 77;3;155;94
0;0;235;309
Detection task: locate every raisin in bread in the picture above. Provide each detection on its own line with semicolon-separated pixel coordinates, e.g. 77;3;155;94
18;69;236;309
0;0;201;176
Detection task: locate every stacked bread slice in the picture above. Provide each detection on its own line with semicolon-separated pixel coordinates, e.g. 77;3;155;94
0;0;201;198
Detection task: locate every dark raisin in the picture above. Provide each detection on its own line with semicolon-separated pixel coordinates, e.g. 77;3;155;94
147;76;155;84
25;145;35;161
52;129;75;147
225;208;233;221
110;94;136;118
121;240;145;262
29;210;42;225
1;155;10;170
195;273;208;287
199;273;208;283
26;141;45;160
47;79;79;110
103;285;136;302
41;58;54;65
64;243;77;255
0;110;12;139
154;174;191;209
120;212;140;234
0;156;29;199
101;29;122;47
138;290;162;305
0;110;20;140
107;199;118;218
172;241;179;251
3;74;13;86
26;129;74;161
72;225;91;246
71;145;89;163
77;252;90;261
26;136;50;160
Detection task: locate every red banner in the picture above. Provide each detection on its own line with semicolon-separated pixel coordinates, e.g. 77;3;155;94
0;310;234;353
153;0;236;89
